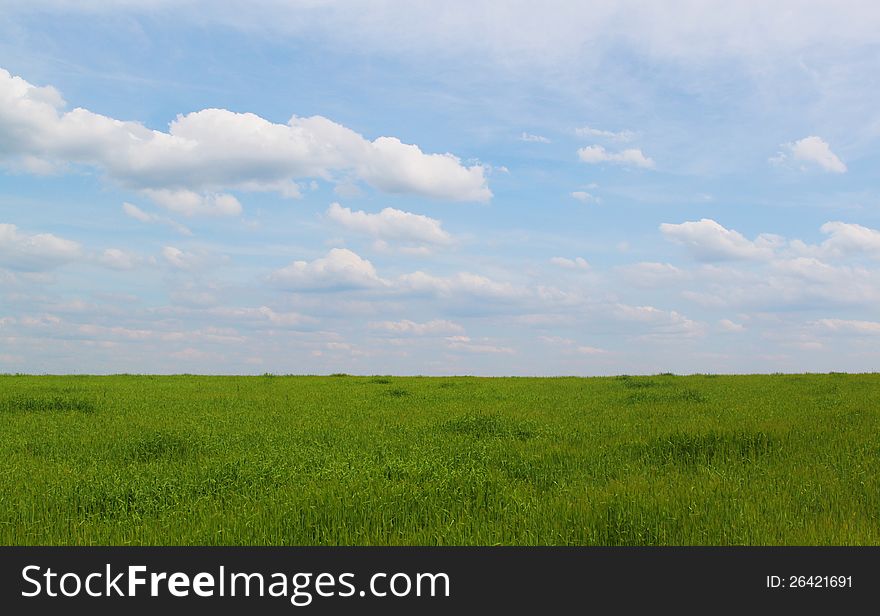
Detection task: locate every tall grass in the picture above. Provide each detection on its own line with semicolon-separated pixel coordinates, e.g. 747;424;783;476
0;373;877;545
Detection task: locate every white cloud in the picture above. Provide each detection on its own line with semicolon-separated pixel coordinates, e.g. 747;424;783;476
270;248;385;290
575;345;607;355
141;189;242;217
398;270;524;301
574;126;635;142
570;191;598;203
660;219;779;261
98;248;139;270
614;303;706;338
10;2;880;69
818;221;880;257
791;221;880;260
325;202;453;246
122;202;152;223
170;348;216;361
814;318;880;335
19;313;62;327
577;145;654;168
0;223;82;271
770;256;845;283
617;262;686;287
161;246;202;270
519;132;550;143
445;335;514;354
0;68;491;204
122;202;192;235
771;136;846;173
683;257;880;310
538;335;574;346
549;256;590;270
207;305;314;328
719;318;745;332
369;319;465;336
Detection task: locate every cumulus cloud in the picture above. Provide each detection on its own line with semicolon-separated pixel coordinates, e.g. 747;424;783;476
577;145;654;168
141;189;242;217
549;256;590;270
0;67;491;206
0;223;82;271
791;221;880;260
325;202;453;246
369;319;465;336
660;219;780;261
270;248;385;291
771;136;846;173
664;219;880;268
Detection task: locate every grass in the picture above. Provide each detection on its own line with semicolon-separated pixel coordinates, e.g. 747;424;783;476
0;373;878;545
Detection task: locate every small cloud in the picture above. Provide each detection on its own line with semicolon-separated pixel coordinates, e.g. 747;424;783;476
617;262;685;288
333;182;364;199
0;223;82;271
170;348;215;361
161;246;204;270
792;221;880;260
270;248;385;291
771;136;846;173
571;191;599;203
575;345;607;355
326;202;453;246
123;202;192;236
98;248;139;270
369;319;465;336
719;318;746;332
538;335;574;346
574;126;635;142
143;189;243;217
519;132;550;143
397;270;524;301
445;335;514;354
813;318;880;335
549;256;590;270
577;145;654;168
660;219;777;262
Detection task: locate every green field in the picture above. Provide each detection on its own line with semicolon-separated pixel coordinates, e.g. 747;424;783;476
1;373;878;545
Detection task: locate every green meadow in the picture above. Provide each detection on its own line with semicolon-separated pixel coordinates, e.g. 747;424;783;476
0;373;878;545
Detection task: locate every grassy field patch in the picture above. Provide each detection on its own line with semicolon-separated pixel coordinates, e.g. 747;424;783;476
0;373;877;545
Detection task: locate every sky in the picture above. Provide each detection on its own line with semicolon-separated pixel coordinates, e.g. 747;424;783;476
1;0;880;375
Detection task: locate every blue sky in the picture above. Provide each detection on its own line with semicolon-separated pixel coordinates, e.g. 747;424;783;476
1;1;880;375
